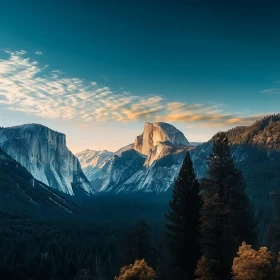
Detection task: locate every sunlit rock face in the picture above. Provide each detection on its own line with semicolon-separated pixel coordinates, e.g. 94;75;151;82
134;122;189;156
0;124;93;195
134;122;190;166
77;122;194;193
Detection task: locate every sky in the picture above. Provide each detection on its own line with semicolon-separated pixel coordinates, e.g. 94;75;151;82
0;0;280;153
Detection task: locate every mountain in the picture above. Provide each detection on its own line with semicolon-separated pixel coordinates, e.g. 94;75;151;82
76;122;194;193
190;114;280;241
0;147;77;214
134;122;190;166
192;114;280;176
214;114;280;149
76;149;114;169
0;124;93;195
75;149;113;183
189;142;204;146
76;115;280;240
134;122;189;154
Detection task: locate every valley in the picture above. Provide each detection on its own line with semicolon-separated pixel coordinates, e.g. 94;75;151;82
2;114;280;279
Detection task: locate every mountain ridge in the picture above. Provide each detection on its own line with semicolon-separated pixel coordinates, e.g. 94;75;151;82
212;114;280;149
77;122;194;193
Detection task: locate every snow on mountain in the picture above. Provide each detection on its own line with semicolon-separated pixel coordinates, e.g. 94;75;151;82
75;149;114;187
76;122;194;193
76;149;113;169
0;124;93;195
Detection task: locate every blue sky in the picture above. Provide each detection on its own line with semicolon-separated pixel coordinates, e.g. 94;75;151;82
0;0;280;152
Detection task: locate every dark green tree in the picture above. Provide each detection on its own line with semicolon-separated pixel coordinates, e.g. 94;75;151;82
124;220;152;265
269;191;280;256
165;152;201;280
198;132;256;280
230;169;257;247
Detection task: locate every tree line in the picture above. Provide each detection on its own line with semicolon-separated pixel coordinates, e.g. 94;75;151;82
3;132;280;279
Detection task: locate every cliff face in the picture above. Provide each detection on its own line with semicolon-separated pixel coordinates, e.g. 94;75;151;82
134;122;189;155
0;124;92;195
76;122;193;193
133;122;190;166
0;147;78;213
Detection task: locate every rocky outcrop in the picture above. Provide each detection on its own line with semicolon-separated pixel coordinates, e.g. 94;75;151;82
134;122;189;155
0;124;93;195
133;122;190;166
77;122;193;193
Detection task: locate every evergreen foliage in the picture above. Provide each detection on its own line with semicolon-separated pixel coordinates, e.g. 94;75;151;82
165;152;201;279
269;191;280;256
126;220;151;261
194;255;219;280
198;133;256;279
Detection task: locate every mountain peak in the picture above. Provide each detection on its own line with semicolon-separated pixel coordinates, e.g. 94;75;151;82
134;122;189;155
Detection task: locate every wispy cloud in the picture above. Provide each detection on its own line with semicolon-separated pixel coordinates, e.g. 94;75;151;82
35;50;43;55
260;88;280;94
155;103;264;127
0;50;265;127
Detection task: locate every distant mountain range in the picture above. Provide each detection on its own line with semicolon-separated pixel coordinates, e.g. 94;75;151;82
2;114;280;240
76;122;195;193
75;115;280;240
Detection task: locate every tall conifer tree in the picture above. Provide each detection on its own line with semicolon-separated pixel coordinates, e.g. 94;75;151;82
198;133;256;280
165;152;201;280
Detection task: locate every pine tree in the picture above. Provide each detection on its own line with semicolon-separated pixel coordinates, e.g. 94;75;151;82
195;255;219;280
230;169;257;247
165;152;201;280
198;132;256;280
124;220;152;265
270;191;280;256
